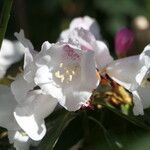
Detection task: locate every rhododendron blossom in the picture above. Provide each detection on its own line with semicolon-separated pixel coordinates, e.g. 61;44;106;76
0;85;36;150
34;42;100;111
60;16;101;40
106;44;150;115
11;74;58;141
10;31;58;141
61;28;113;70
15;30;101;112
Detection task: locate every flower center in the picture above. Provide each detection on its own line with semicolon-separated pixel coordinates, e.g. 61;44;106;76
53;63;80;84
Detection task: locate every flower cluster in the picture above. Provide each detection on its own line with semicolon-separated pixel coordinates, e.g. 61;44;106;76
0;16;149;149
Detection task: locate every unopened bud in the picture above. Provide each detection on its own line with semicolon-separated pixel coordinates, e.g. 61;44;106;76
115;27;134;58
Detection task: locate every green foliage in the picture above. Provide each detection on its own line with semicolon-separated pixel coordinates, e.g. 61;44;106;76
37;109;76;150
0;0;13;47
34;103;150;150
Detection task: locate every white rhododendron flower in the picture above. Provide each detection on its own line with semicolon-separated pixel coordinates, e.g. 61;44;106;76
15;30;100;111
0;39;24;78
11;75;57;141
34;42;100;111
60;16;101;40
11;30;58;141
62;28;113;70
0;84;36;150
106;44;150;115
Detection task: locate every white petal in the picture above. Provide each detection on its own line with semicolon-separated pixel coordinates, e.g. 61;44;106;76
23;90;58;119
0;39;24;78
80;51;100;90
0;40;18;66
14;90;57;141
59;29;70;41
63;28;112;70
41;41;51;52
135;66;149;86
136;82;150;109
95;41;113;69
70;16;101;40
11;75;35;104
23;50;36;83
143;44;150;54
13;41;25;60
34;66;50;84
40;83;64;100
14;141;30;150
14;30;34;51
1;39;24;63
35;41;51;67
14;30;37;82
35;66;64;100
140;44;150;68
59;88;91;111
106;55;142;91
68;28;96;51
83;16;101;40
46;43;82;65
0;85;18;130
14;110;46;141
132;91;144;115
8;130;30;150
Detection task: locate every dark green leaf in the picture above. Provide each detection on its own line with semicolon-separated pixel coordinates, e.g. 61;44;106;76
37;109;76;150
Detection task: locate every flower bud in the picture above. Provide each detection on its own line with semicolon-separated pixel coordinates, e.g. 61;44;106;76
115;27;134;58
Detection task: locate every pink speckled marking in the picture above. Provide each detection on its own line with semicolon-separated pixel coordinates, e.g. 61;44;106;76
81;44;93;51
63;45;80;60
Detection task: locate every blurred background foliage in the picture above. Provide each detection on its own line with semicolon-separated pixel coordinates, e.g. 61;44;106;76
0;0;150;149
4;0;150;52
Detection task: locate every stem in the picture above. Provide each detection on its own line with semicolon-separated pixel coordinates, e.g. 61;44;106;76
0;0;13;48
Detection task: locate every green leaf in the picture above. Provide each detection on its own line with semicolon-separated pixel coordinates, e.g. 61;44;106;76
37;109;76;150
54;116;83;150
0;0;13;48
88;116;118;150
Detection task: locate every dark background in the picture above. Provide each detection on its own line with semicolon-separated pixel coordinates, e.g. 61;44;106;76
3;0;150;54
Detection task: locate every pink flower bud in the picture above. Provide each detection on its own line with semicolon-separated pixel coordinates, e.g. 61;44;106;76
115;27;134;57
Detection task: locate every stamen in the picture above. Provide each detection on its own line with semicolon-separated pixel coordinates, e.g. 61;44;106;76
59;63;63;68
53;63;80;84
66;70;69;74
55;71;60;78
72;70;75;75
61;75;65;83
69;75;73;81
